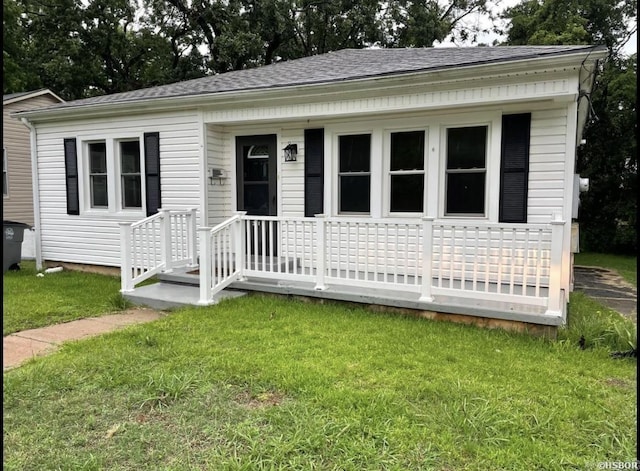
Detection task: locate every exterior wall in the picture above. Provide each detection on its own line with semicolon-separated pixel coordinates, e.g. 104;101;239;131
3;95;60;225
207;103;572;224
528;107;569;223
206;125;233;225
35;109;202;267
204;100;573;299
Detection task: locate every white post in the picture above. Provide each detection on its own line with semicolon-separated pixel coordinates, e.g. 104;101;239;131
188;208;198;267
233;211;247;280
159;209;172;272
119;222;134;292
420;217;434;302
314;214;327;290
546;215;565;316
198;227;213;305
235;211;247;280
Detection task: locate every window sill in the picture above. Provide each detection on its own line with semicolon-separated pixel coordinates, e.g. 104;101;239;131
79;210;145;221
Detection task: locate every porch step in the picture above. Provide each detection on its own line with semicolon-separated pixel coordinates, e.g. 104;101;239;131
123;282;247;310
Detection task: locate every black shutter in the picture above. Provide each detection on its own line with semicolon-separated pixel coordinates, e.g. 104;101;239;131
304;128;324;217
63;138;80;215
144;132;161;216
499;113;531;223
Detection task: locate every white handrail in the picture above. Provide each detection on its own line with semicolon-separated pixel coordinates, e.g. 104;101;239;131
120;208;198;293
198;214;244;304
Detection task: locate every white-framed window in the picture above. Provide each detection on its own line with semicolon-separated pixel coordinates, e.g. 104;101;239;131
80;136;145;215
444;125;488;216
3;148;8;197
119;140;142;209
88;141;108;208
338;133;371;214
388;130;426;213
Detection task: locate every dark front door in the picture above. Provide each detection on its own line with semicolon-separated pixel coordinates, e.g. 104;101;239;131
236;135;278;258
236;134;277;216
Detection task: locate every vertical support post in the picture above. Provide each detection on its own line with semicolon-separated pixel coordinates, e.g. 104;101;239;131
546;214;565;316
420;217;434;302
188;207;198;267
119;222;134;292
159;209;172;272
235;211;247;280
314;214;327;290
198;227;213;305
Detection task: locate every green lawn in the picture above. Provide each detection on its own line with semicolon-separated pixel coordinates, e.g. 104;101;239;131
574;252;637;286
3;295;637;470
2;261;124;335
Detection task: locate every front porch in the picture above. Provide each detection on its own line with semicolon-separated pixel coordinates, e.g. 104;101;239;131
119;209;567;328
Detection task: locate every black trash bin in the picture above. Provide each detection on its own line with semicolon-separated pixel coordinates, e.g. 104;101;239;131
3;221;31;273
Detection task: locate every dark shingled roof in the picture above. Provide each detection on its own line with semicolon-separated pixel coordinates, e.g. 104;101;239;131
29;46;605;111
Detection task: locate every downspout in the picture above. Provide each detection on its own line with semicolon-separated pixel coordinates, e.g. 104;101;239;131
21;117;43;270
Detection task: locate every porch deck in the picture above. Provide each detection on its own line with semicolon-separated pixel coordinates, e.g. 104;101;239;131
120;211;568;330
124;267;561;327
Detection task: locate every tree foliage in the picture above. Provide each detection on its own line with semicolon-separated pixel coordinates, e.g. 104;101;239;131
502;0;637;254
577;55;637;253
4;0;494;98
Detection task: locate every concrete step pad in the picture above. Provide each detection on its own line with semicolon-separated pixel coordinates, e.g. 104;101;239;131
124;282;247;310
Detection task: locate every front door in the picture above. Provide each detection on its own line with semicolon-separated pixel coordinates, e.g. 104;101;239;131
236;135;278;257
236;134;277;216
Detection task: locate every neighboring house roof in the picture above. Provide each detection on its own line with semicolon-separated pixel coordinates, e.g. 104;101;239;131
3;89;64;106
16;45;606;115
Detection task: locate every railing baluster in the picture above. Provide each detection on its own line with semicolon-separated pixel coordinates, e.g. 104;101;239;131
472;226;479;291
315;215;326;290
268;220;274;274
420;217;434;302
509;228;516;295
461;226;467;290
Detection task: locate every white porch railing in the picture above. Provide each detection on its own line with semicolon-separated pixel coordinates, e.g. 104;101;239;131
119;208;197;292
120;210;566;317
197;214;244;304
195;214;565;317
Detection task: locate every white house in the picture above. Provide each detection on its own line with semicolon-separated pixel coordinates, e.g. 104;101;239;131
14;46;607;334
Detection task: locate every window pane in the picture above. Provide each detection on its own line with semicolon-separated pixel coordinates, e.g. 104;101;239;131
339;175;370;213
122;175;142;208
91;175;108;207
120;141;140;173
391;131;424;171
339;134;370;172
446;173;485;214
390;174;424;212
89;143;107;173
244;159;269;182
447;127;487;169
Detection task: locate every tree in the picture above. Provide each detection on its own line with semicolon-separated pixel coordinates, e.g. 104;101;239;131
577;55;637;253
501;0;636;55
502;0;637;254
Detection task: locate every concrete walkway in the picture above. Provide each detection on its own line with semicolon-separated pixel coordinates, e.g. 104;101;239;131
3;308;165;371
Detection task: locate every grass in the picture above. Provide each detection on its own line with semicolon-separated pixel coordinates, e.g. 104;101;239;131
574;252;637;286
2;261;124;335
3;295;637;470
561;292;637;352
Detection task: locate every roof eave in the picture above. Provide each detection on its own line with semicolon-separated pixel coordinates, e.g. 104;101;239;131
3;89;64;106
16;48;608;122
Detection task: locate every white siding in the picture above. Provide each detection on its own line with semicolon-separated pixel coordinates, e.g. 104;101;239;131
36;110;202;266
280;126;305;217
527;108;569;223
206;125;233;225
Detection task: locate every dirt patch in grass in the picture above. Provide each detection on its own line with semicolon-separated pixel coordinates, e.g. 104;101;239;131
235;390;286;409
